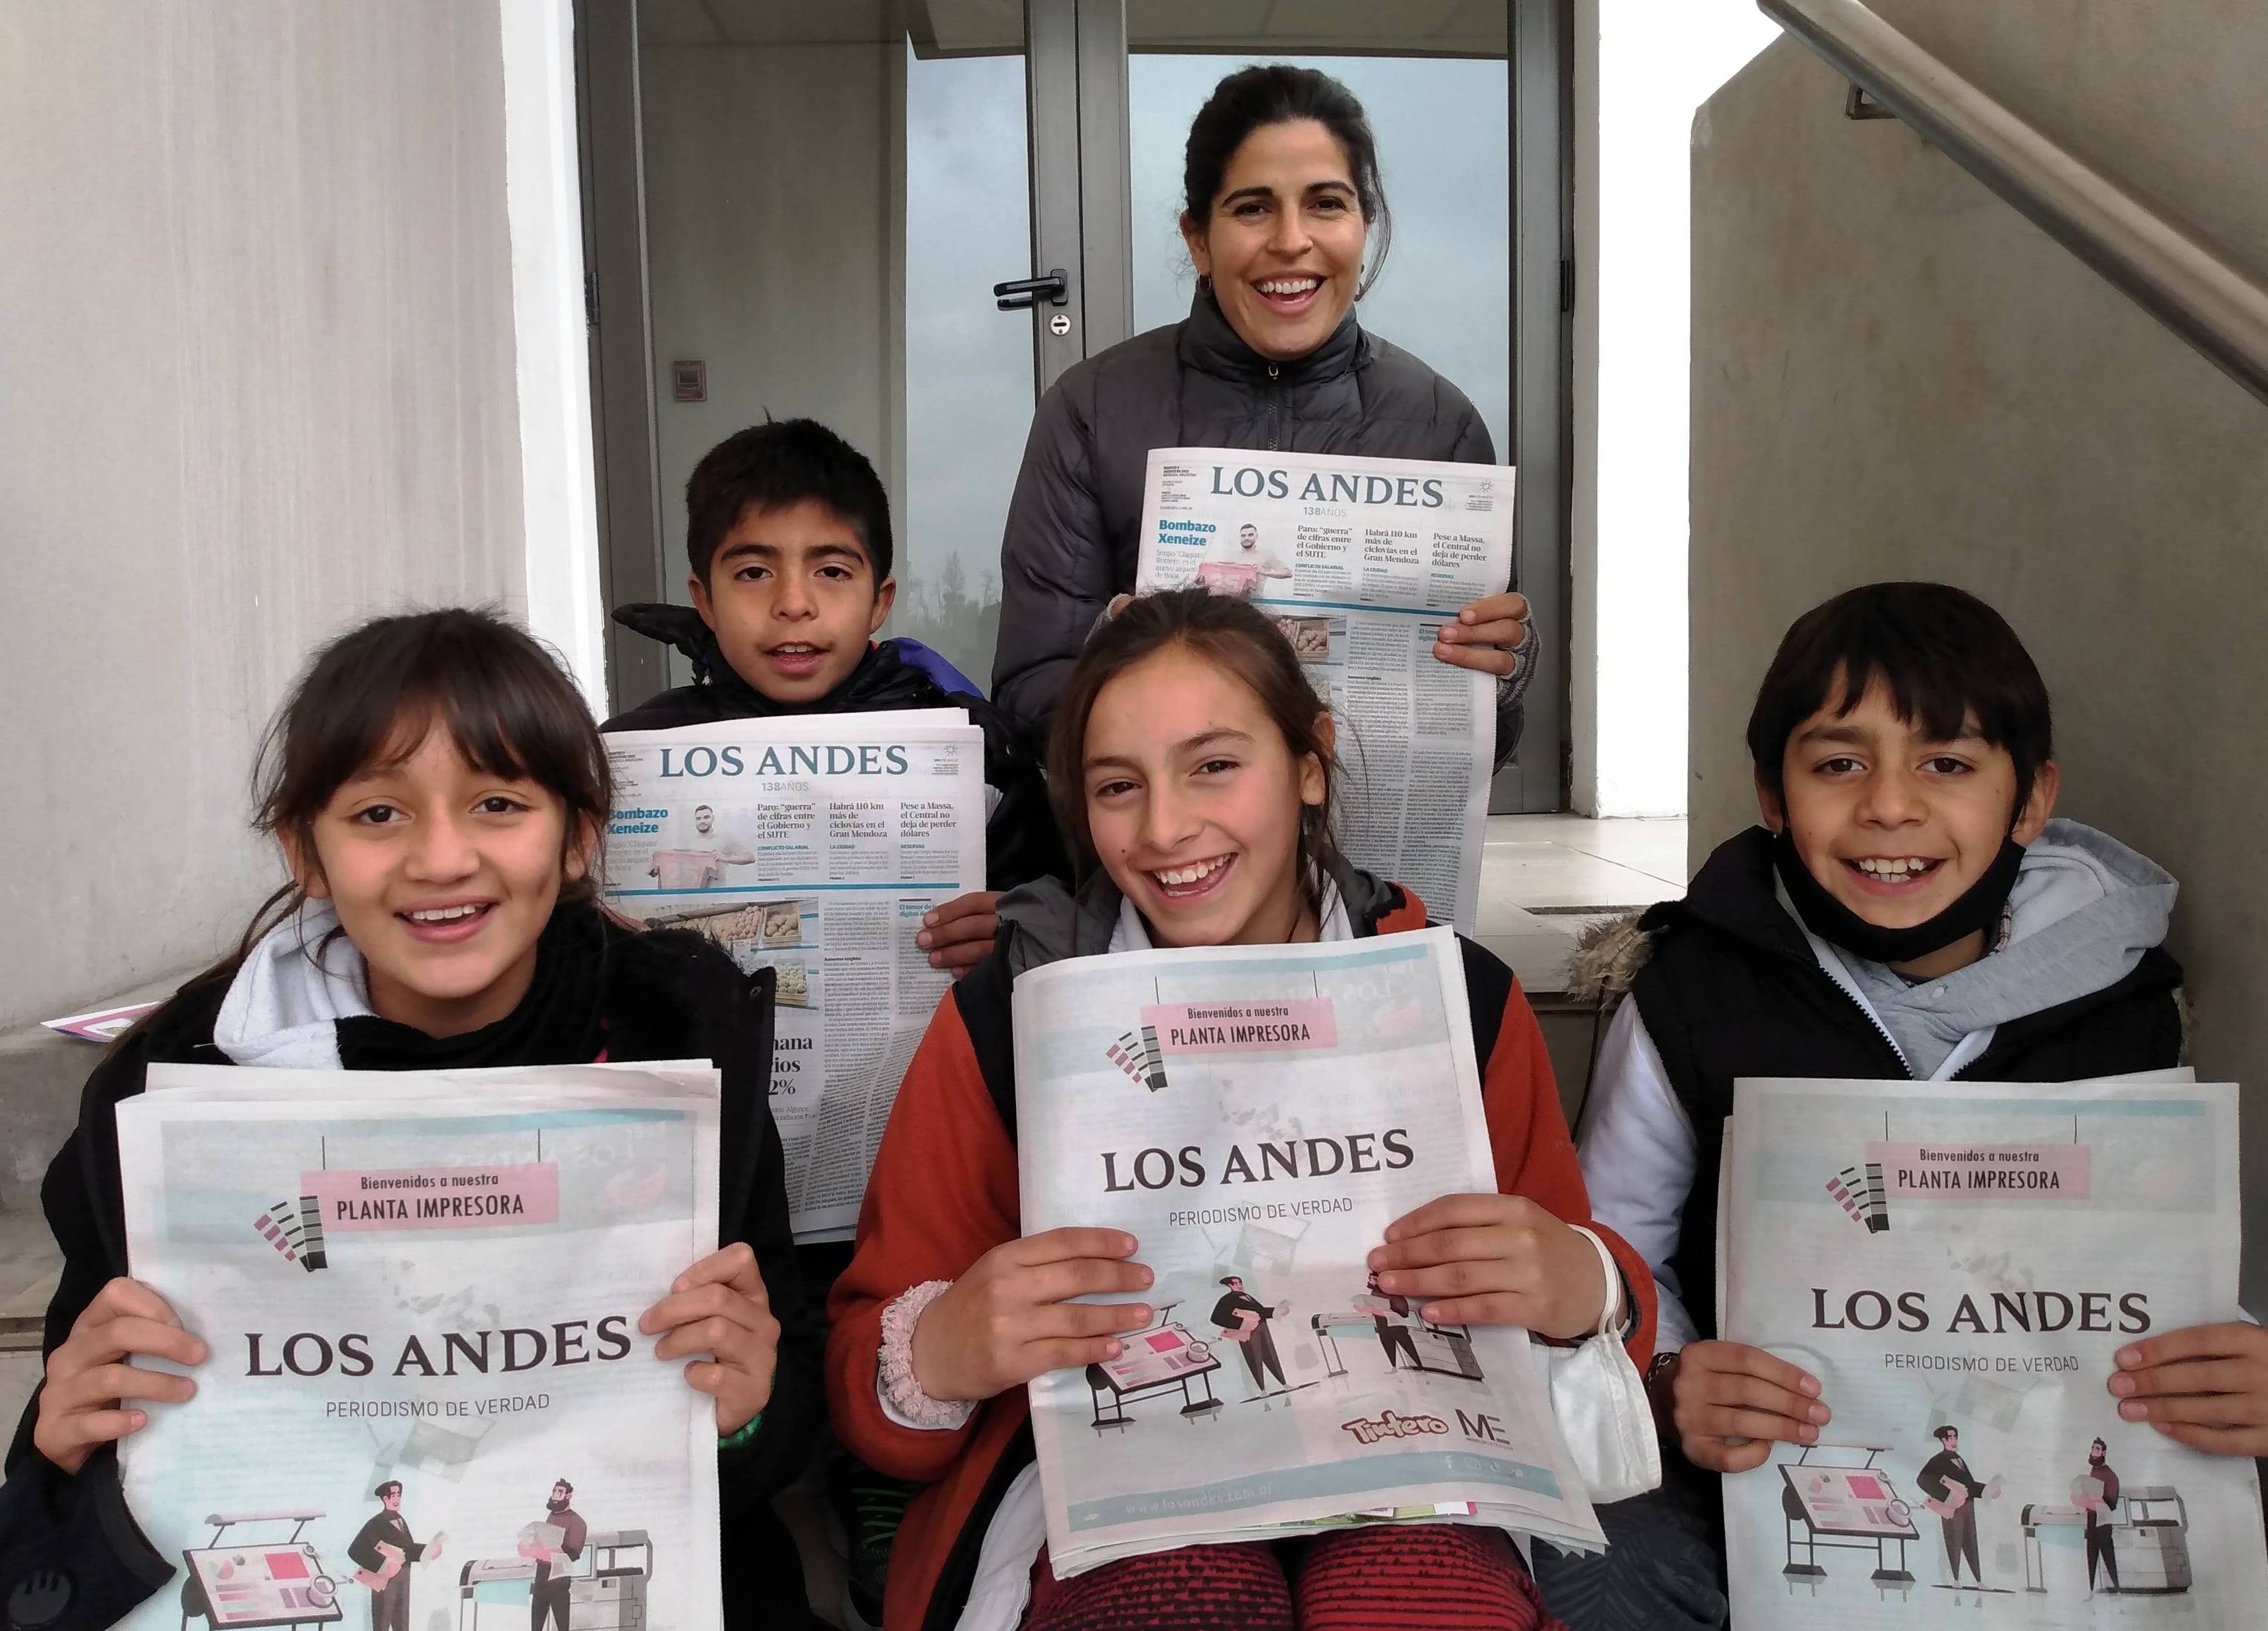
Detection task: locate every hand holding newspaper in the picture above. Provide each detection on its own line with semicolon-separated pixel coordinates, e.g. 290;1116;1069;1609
112;1062;723;1631
602;709;986;1240
1135;447;1516;932
1014;927;1601;1575
1719;1075;2268;1626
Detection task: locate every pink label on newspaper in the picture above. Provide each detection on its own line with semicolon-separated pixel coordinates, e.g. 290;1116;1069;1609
301;1164;560;1230
1867;1141;2090;1201
1140;999;1338;1054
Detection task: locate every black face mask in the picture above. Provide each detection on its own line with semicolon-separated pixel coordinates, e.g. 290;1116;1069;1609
1772;827;2025;966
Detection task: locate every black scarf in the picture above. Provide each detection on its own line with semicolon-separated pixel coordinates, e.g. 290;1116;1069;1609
609;602;936;716
1772;828;2025;966
333;902;613;1071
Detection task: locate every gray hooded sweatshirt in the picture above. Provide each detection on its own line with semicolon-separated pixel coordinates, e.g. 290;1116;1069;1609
1784;819;2178;1080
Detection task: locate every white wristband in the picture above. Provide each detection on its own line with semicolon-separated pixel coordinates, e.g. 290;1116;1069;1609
1567;1224;1624;1338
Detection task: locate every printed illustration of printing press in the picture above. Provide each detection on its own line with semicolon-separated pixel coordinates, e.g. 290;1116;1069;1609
2022;1484;2192;1595
1085;1301;1225;1429
1310;1303;1483;1382
456;1531;652;1631
177;1511;344;1631
1776;1447;1921;1589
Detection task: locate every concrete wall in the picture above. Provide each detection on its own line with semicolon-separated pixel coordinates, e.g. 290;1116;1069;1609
0;2;527;1026
1691;6;2268;1294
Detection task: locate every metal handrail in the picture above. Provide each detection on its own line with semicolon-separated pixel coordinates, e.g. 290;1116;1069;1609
1758;0;2268;407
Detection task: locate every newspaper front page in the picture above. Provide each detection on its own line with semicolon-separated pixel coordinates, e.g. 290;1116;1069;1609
1721;1075;2268;1626
1014;927;1601;1575
603;711;986;1239
1135;447;1516;932
114;1062;723;1631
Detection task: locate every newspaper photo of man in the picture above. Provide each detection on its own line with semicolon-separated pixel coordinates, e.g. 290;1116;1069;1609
346;1481;443;1631
1213;1275;1290;1394
1918;1426;2000;1587
2077;1437;2123;1594
517;1479;588;1631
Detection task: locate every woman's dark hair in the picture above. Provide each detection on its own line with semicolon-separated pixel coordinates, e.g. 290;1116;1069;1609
1182;65;1392;296
1747;582;2054;816
1045;588;1346;904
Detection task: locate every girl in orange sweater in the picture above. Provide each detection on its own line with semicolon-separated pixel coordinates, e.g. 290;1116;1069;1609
829;589;1655;1631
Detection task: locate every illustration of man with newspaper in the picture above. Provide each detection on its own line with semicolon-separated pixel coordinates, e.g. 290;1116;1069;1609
346;1481;443;1631
1918;1426;2001;1587
518;1479;588;1631
1359;1270;1422;1372
1213;1275;1290;1394
2077;1437;2123;1593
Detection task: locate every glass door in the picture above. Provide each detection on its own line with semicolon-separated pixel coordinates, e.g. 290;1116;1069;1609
579;1;1565;806
579;0;1078;701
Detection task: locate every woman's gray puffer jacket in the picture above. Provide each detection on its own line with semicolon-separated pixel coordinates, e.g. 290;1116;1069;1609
988;288;1533;754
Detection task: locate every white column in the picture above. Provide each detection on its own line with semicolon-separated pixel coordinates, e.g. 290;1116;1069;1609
1572;0;1781;816
499;0;609;712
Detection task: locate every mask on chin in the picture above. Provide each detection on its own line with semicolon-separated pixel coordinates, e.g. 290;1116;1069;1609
1772;826;2025;966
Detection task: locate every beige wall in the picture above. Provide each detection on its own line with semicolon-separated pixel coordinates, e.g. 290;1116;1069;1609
0;2;527;1025
1691;7;2268;1291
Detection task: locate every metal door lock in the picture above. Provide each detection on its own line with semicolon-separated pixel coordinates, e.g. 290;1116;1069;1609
1048;312;1072;336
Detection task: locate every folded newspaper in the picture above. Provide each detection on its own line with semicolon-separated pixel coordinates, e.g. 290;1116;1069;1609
1720;1075;2268;1625
1015;927;1601;1575
113;1062;723;1631
602;709;985;1240
1135;446;1516;932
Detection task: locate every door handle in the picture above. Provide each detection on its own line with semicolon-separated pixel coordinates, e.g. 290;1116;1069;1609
993;269;1069;311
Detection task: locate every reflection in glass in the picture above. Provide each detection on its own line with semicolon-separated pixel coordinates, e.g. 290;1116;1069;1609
893;45;1033;690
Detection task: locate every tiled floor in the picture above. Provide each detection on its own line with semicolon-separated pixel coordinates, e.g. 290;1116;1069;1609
1473;815;1688;996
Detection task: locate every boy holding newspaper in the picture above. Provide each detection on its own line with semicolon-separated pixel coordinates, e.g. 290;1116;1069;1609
1576;583;2268;1621
602;418;1065;972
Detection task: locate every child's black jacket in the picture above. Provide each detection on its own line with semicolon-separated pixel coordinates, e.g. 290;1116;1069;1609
2;905;822;1631
1627;826;2184;1343
605;603;1067;891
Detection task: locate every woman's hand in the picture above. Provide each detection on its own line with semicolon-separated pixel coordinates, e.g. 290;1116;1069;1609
916;891;1004;978
639;1242;778;1435
2108;1323;2268;1455
1367;1193;1604;1339
1432;591;1531;677
33;1277;206;1475
1658;1341;1829;1474
911;1228;1153;1403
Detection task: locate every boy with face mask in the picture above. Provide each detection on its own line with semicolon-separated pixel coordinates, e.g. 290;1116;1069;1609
1562;584;2217;1627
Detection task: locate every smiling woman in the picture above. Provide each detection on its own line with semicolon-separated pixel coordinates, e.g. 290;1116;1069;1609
990;64;1535;759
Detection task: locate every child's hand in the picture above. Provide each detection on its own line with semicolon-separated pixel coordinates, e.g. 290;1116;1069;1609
33;1277;207;1474
2109;1322;2268;1455
639;1242;778;1435
911;1228;1153;1402
916;891;1004;977
1432;591;1531;677
1367;1193;1605;1339
1661;1340;1829;1474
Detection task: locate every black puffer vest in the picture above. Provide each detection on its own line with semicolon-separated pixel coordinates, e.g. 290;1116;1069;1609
1627;827;2184;1341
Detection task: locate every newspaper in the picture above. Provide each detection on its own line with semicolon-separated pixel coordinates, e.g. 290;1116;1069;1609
1135;447;1516;932
603;710;986;1240
113;1061;722;1631
1014;926;1601;1575
1720;1075;2268;1625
